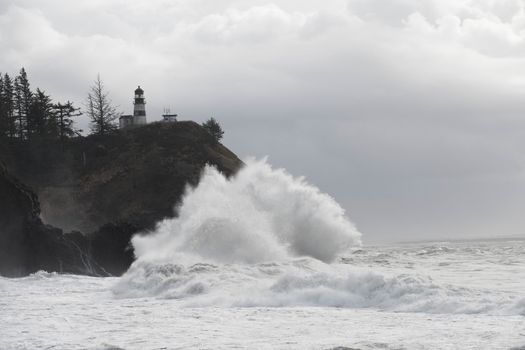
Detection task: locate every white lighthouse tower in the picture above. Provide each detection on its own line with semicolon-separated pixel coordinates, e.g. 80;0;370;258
133;86;147;125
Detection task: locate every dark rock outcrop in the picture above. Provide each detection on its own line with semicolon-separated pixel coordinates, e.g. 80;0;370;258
0;121;242;277
0;161;136;277
0;161;41;277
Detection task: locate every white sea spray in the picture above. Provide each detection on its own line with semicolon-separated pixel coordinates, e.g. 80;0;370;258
113;159;525;317
131;158;362;264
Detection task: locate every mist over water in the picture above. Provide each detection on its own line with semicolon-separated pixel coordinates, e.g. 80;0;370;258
132;158;362;265
114;159;524;317
2;160;525;349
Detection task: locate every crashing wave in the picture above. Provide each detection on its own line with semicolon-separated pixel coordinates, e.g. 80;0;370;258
131;158;362;264
114;159;524;316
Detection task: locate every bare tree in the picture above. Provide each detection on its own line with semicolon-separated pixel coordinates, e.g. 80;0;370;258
86;75;118;135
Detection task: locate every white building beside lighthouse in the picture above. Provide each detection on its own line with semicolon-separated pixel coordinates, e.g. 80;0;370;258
119;86;147;129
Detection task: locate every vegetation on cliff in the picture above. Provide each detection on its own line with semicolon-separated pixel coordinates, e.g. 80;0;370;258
202;117;224;142
2;121;241;232
0;68;82;142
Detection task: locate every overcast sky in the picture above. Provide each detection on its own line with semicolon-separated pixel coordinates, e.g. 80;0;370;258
2;0;525;243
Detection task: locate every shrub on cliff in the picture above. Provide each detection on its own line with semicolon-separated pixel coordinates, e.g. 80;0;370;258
202;117;224;142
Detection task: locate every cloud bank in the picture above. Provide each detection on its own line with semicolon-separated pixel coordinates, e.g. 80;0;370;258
2;0;525;242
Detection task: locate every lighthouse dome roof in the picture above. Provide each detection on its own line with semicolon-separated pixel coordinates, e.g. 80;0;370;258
135;86;144;94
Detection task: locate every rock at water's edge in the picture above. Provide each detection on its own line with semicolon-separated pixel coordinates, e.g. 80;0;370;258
0;121;242;277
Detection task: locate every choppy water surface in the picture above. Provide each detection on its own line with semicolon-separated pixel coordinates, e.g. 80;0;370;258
1;240;524;350
2;161;524;349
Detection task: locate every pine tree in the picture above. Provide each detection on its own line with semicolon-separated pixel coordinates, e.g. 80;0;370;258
53;101;82;142
14;68;32;139
2;74;16;139
28;88;54;139
86;75;118;135
202;117;224;142
0;74;5;139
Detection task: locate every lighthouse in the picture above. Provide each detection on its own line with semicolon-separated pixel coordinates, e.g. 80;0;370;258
118;86;149;129
133;86;147;125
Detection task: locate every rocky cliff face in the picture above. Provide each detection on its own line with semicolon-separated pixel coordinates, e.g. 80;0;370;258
0;121;242;277
0;161;41;277
0;160;138;277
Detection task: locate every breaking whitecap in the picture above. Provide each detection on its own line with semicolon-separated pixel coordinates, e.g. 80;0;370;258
113;159;525;317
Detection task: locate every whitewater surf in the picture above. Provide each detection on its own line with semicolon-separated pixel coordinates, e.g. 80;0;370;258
1;160;524;349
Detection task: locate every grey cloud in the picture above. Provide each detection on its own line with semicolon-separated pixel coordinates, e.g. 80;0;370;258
347;0;440;25
1;0;525;242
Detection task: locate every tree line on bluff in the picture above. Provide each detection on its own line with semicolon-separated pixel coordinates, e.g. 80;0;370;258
0;68;224;145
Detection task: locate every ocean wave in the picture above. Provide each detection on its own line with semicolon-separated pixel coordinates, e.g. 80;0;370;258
131;158;362;265
114;159;524;316
114;258;524;316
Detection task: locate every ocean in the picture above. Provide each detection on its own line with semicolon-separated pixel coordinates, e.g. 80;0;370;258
1;239;524;349
1;160;524;349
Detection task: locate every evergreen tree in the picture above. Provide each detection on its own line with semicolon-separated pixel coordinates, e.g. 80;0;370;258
86;75;118;135
0;74;5;139
28;88;54;139
202;117;224;142
14;68;32;139
2;74;16;139
53;101;82;141
1;68;81;143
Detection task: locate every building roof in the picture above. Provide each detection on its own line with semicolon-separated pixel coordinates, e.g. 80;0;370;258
135;86;144;94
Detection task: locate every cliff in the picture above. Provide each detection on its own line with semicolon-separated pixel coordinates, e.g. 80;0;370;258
0;161;140;276
0;121;242;277
0;161;41;276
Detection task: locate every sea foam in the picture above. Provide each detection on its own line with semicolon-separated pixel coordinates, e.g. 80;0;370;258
114;159;524;316
131;158;362;265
